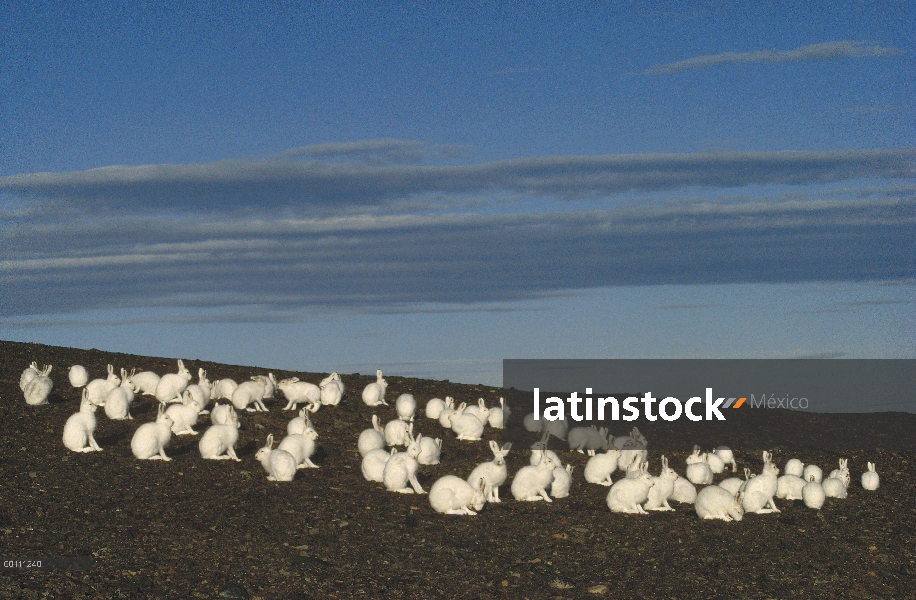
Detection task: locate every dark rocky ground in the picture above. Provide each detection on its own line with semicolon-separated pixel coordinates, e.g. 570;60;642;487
1;339;914;599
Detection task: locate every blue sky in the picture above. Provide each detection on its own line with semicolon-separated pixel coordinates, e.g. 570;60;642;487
1;2;913;396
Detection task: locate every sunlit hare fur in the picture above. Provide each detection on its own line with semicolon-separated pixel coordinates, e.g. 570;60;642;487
255;434;297;481
430;476;487;515
361;369;388;406
131;403;174;461
382;433;425;494
467;441;512;502
199;407;241;461
63;389;102;452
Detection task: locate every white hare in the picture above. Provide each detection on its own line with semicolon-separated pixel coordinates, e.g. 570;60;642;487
776;474;806;500
361;369;388;406
165;391;202;435
828;458;850;483
318;372;344;406
671;476;698;504
429;476;487;515
696;486;744;522
254;434;297;481
199;409;241;461
511;450;558;502
584;448;621;486
23;365;54;406
362;447;395;483
551;464;574;499
85;364;121;406
714;446;737;473
104;368;138;420
784;458;804;478
644;456;679;511
467;441;511;502
155;359;192;404
607;460;655;514
861;462;880;490
719;468;753;496
450;403;487;441
210;402;236;426
287;407;317;437
20;361;41;391
803;464;823;484
131;404;174;460
231;375;275;412
487;397;509;429
686;447;714;485
62;390;102;452
461;398;489;423
384;418;413;447
131;370;160;396
425;397;446;420
417;436;442;466
278;429;320;469
382;434;425;494
183;368;212;414
529;432;562;467
741;451;780;514
358;415;387;457
437;397;457;428
68;365;89;388
395;393;417;422
278;377;321;411
803;474;825;509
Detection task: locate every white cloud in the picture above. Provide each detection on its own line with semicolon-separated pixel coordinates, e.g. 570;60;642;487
2;145;913;212
644;41;904;75
2;195;913;318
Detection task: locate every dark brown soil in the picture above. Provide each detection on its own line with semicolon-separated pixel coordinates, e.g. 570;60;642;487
1;340;914;599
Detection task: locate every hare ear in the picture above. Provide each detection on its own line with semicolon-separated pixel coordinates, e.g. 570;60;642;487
503;442;513;451
489;440;499;454
157;402;165;416
107;364;114;375
735;490;744;503
81;388;89;401
662;456;668;469
477;477;487;493
266;434;274;448
130;368;136;377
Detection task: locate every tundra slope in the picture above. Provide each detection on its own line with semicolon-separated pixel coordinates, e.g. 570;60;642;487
1;339;914;600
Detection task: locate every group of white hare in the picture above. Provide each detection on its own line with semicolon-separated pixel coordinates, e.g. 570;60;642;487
20;360;342;481
22;361;881;520
358;371;882;519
